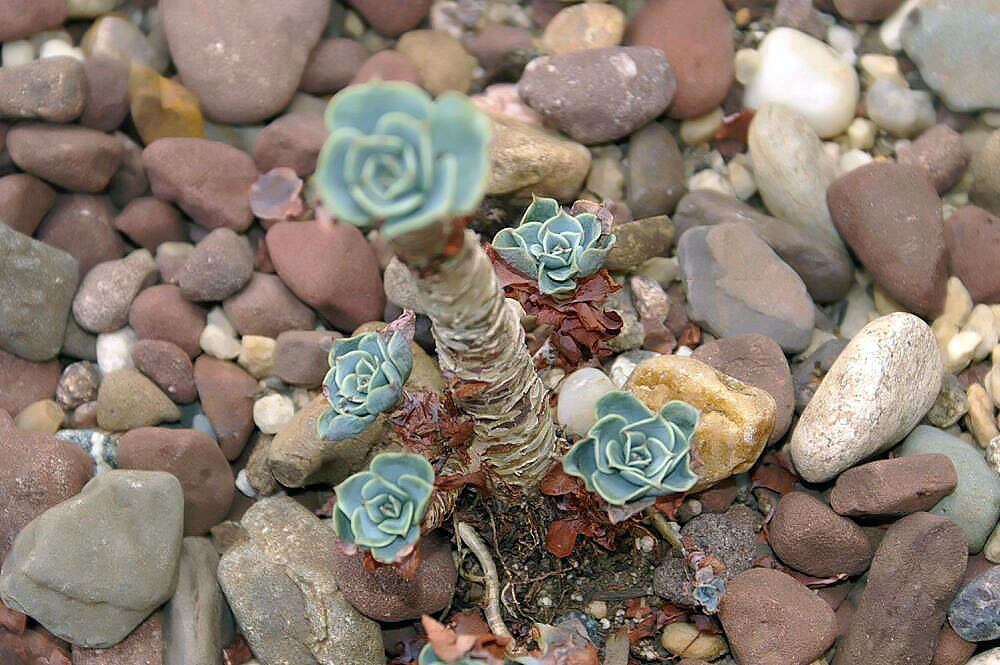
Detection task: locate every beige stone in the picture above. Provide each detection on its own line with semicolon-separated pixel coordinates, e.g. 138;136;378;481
626;355;775;491
237;335;275;379
14;399;64;434
542;3;625;55
395;30;475;95
966;383;999;447
660;622;728;660
96;368;180;431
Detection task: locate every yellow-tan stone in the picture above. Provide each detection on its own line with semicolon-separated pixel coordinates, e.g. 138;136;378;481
129;63;204;145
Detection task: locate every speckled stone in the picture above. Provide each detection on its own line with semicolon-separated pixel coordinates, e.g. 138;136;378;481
949;565;1000;642
0;58;86;123
96;368;181;431
223;272;316;338
831;454;958;517
37;194;125;279
769;491;873;577
178;228;254;302
6;123;124;193
193;356;256;460
0;350;60;418
72;249;158;334
129;284;207;358
0;173;56;236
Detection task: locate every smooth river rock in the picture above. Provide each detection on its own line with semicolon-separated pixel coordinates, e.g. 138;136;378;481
790;313;942;483
949;565;1000;642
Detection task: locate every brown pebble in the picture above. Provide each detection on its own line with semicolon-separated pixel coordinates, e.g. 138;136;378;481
71;611;163;665
300;38;369;94
79;55;130;132
944;205;1000;304
253;112;327;177
222;272;316;339
897;124;969;194
0;0;67;42
113;197;187;251
0;173;56;235
129;284;206;358
769;491;873;577
932;623;976;665
96;368;181;431
351;50;422;86
193;356;257;460
830;454;958;517
55;361;101;409
37;194;125;279
0;349;60;417
69;401;98;429
274;330;338;387
131;339;197;403
178;228;254;302
6;122;124;193
346;0;431;36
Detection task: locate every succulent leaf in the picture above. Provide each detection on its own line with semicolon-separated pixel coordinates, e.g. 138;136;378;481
318;330;413;442
417;643;487;665
333;452;435;563
562;392;699;506
316;81;490;238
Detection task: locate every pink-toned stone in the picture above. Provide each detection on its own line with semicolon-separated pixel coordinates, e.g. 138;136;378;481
0;174;56;236
944;205;1000;304
193;356;256;460
0;350;60;418
5;123;124;193
253;112;327;177
36;195;125;278
222;272;316;338
129;284;206;358
71;611;164;665
114;197;187;251
131;339;198;403
346;0;431;36
301;38;369;94
351;50;422;86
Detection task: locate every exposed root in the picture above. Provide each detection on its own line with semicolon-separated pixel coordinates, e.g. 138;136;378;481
456;521;516;650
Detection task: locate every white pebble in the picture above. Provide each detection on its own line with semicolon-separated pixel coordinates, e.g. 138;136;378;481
946;330;981;374
200;306;241;359
556;367;616;436
587;600;608;619
253;393;294;434
839;149;873;173
941;276;974;327
29;30;71;50
879;0;923;52
1;40;35;67
679;107;724;146
858;53;906;87
635;256;679;287
847;118;876;150
688;169;735;197
675;345;694;357
235;470;258;498
39;40;83;61
96;327;137;374
193;413;216;439
963;304;997;361
635;535;655;552
727;160;757;200
733;48;760;85
865;78;935;138
826;24;857;65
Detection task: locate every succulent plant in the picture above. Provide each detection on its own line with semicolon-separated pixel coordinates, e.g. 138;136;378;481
333;452;435;563
692;576;727;614
319;330;413;441
562;392;699;506
315;81;491;239
417;643;488;665
492;196;614;296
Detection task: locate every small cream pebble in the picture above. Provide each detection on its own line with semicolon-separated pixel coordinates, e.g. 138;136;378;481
29;30;72;50
941;276;974;327
253;393;295;434
556;367;615;436
946;330;981;374
238;335;276;379
966;383;999;447
727;160;757;200
636;256;679;287
872;284;905;315
964;305;997;361
679;107;724;146
858;53;906;87
826;24;857;65
39;40;84;61
822;141;842;161
839;148;873;173
14;399;64;434
96;327;137;374
847;118;876;150
932;317;959;355
880;0;923;51
1;40;35;67
688;169;735;197
661;622;728;660
235;469;258;498
586;600;608;619
200;307;241;359
733;48;760;86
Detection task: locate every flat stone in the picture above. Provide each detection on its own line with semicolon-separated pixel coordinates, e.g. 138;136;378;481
835;512;968;665
902;0;1000;112
604;215;675;272
791;313;942;483
80;55;131;132
273;330;337;388
0;58;86;123
674;190;853;303
828;161;947;317
518;46;676;145
217;497;383;665
944;206;1000;304
5;123;124;193
831;454;958;517
626;355;775;491
118;427;234;536
0;470;183;648
160;0;329;123
37;194;124;279
898;426;1000;553
719;568;838;665
626;121;685;218
0;173;56;236
223;272;316;339
0;224;78;362
163;537;235;665
486;113;590;202
769;491;873;577
178;228;254;302
143;138;258;232
193;356;256;460
678;223;815;353
72;249;158;333
96;368;181;431
692;334;794;442
949;565;1000;641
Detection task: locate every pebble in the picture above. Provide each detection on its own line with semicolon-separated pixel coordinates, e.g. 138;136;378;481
486;113;590;201
928;374;970;428
129;284;206;358
971;130;1000;217
674;190;853;304
678;223;815;353
72;249;158;334
72;612;164;665
300;38;369;94
143;137;257;232
114;197;186;252
748;104;844;253
833;0;905;21
518;46;676;145
770;491;873;576
128;64;205;146
934;624;977;665
791;313;942;482
901;0;1000;112
163;537;235;665
627;355;775;490
828;162;947;317
6;123;124;193
193;356;257;460
62;316;98;362
661;622;728;660
332;533;456;621
223;273;315;340
0;407;92;564
774;0;827;39
178;228;254;302
37;194;124;279
604;215;675;273
586;153;625;202
688;169;734;197
252;393;293;434
0;470;183;648
67;0;123;18
542;3;625;54
200;306;242;360
0;57;86;123
1;40;35;67
160;0;328;123
54;361;99;410
692;334;794;443
626;0;733;119
79;55;130;133
14;399;64;434
238;335;276;379
0;224;78;362
81;15;166;73
217;497;384;665
719;568;838;665
265;219;385;332
0;0;67;42
837;512;968;665
864;78;935;138
108;132;149;208
95;327;138;374
351;49;422;86
346;0;430;36
131;339;197;403
253;112;327;177
0;353;60;423
626;122;685;218
898;123;969;194
968;648;1000;665
948;565;1000;641
273;330;338;387
39;39;82;61
944;207;1000;305
742;27;860;138
0;173;55;235
556;367;616;437
118;427;235;536
96;368;181;431
395;29;476;96
899;426;1000;553
832;454;959;517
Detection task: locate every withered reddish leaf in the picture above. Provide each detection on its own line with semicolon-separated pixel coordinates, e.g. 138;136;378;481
677;323;702;348
0;601;26;634
540;465;579;496
435;470;489;493
422;615;478;663
715;108;755;143
654;494;686;520
452;380;490;399
363;551;379;575
451;610;491;637
223;635;253;665
546;519;581;558
625;599;652;619
395;546;422;581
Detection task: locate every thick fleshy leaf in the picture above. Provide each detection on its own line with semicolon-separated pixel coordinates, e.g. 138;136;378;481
364;492;399;523
332;508;355;545
538;251;571;270
375;111;434;192
428;92;490;213
493;238;538;277
334;349;369;386
370;527;417;563
642;435;675;481
361;474;407;503
358;332;384;357
604;437;629;470
521;196;561;225
576;245;610;277
562;437;598;481
397;474;435;516
591;470;648;505
546;264;577;281
538;270;575;296
344;134;406;184
595;391;653;423
626;417;675;454
662;455;698;491
375;500;414;536
366;383;401;414
660;400;699;442
318;409;373;441
315;128;370;225
352;182;424;219
578;213;601;248
541;210;585;237
334;471;374;516
382;153;456;238
326;81;432;134
332;334;364;357
371;452;433;486
386;331;414;377
352;509;397;548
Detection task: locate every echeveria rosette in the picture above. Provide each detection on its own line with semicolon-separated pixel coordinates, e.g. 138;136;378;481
562;392;699;506
319;330;413;441
492;196;614;297
315;81;491;239
418;644;487;665
333;452;435;563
